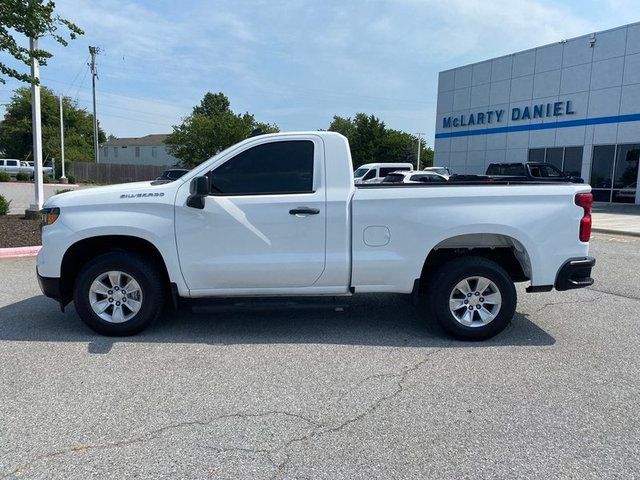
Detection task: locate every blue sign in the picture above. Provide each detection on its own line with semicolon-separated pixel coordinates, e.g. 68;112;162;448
442;100;575;129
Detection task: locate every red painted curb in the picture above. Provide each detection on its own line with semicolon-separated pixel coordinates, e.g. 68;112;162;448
0;245;42;259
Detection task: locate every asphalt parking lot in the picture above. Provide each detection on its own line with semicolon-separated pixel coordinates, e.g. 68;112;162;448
0;233;638;479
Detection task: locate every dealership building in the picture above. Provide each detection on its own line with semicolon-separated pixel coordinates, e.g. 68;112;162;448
434;22;640;203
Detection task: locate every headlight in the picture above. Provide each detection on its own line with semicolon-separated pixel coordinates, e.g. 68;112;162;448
40;207;60;227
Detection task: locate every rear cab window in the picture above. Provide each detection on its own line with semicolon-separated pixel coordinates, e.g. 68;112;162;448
529;164;564;178
488;164;525;176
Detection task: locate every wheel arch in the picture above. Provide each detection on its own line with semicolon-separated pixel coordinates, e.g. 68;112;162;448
59;235;172;308
419;233;533;289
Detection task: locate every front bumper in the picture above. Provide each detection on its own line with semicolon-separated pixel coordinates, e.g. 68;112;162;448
37;270;62;300
554;257;595;291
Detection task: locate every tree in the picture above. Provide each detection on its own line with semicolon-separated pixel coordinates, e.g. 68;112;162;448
0;0;83;84
165;92;279;167
328;114;433;168
0;86;106;170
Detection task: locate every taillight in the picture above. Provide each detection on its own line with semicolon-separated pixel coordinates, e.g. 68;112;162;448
575;193;593;242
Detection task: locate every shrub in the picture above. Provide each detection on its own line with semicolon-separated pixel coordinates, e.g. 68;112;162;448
0;172;11;182
0;195;10;215
67;174;76;184
16;172;31;182
42;174;53;184
55;188;73;195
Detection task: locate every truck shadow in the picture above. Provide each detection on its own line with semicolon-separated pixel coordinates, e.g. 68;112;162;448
0;293;555;353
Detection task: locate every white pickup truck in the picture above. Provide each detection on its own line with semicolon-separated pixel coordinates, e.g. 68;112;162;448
0;159;54;178
37;132;595;340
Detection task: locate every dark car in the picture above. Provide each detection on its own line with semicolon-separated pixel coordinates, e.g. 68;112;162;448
155;168;189;182
485;162;584;183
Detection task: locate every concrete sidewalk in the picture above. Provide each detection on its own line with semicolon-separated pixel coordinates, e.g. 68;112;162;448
0;182;86;214
593;203;640;237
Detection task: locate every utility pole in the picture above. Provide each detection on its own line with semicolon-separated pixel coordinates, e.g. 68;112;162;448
89;46;100;163
27;37;44;217
59;95;68;183
415;132;425;170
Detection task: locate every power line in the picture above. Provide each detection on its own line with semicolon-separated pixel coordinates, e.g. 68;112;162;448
73;65;90;101
65;55;90;96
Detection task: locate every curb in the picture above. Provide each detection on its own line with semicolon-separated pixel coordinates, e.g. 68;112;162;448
0;245;42;259
592;228;640;238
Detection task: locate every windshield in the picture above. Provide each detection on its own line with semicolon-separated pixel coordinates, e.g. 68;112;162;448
428;168;448;175
354;167;369;178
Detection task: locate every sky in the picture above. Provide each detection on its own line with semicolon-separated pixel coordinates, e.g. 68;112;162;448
1;0;638;147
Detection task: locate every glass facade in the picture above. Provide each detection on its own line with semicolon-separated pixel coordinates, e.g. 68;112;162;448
590;144;639;203
527;146;583;177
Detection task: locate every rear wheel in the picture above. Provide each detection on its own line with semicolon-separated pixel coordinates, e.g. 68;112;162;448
426;256;516;340
73;252;164;336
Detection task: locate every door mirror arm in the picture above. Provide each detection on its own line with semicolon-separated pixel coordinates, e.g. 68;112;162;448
187;176;209;209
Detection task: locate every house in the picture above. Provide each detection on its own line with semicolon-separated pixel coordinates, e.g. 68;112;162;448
100;134;179;166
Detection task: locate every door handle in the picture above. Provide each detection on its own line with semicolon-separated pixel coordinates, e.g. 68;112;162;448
289;207;320;216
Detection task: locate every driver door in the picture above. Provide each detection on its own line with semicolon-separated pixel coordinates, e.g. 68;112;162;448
174;137;327;293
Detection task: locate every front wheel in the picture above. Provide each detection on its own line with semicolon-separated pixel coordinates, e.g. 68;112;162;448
73;252;165;336
426;256;517;341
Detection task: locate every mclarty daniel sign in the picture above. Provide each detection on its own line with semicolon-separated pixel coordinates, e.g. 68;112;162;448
442;100;575;129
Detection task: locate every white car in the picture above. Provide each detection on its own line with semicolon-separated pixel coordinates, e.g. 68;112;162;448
422;166;452;179
353;162;413;184
382;170;448;184
37;131;595;340
0;159;53;178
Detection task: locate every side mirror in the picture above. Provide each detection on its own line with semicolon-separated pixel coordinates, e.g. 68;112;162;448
186;176;209;209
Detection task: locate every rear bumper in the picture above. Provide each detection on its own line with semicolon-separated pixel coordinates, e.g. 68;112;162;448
554;257;595;291
37;270;62;300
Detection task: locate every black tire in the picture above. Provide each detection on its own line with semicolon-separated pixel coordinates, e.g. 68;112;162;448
73;251;165;336
426;256;517;341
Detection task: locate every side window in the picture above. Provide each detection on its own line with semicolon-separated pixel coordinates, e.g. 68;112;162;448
362;169;376;181
210;140;314;195
7;160;18;167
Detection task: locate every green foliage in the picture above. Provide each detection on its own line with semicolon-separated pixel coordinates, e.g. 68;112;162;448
54;188;72;195
165;92;279;168
329;114;434;169
0;171;11;182
0;0;83;84
15;171;30;181
0;86;105;164
42;173;52;183
0;194;10;215
66;174;76;184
